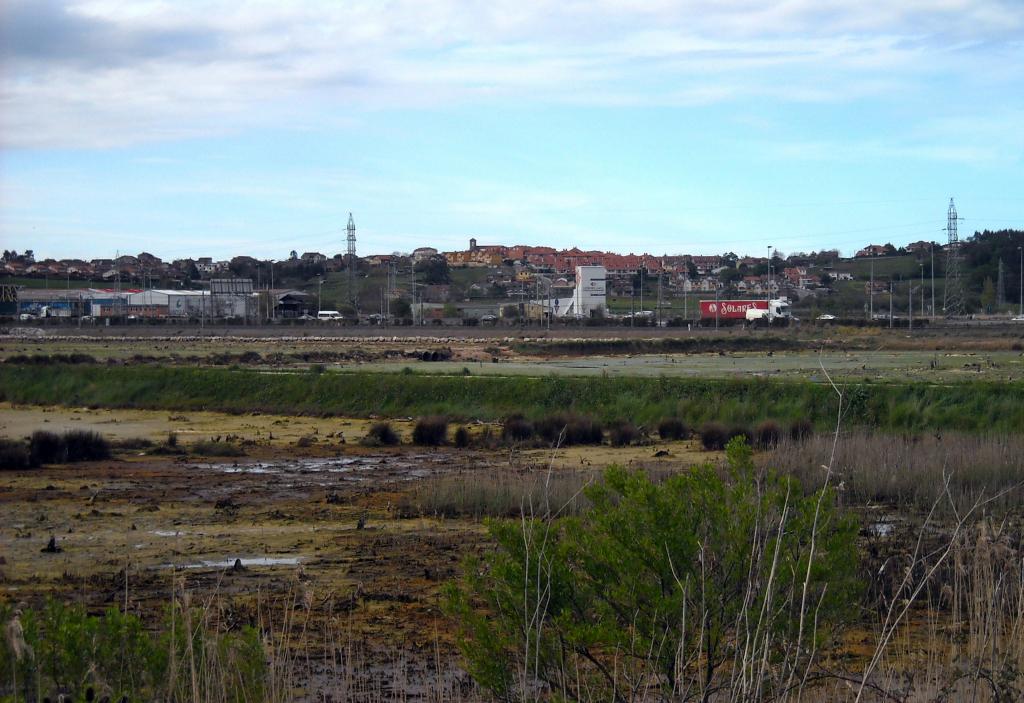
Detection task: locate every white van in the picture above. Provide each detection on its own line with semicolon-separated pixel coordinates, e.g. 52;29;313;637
317;310;344;321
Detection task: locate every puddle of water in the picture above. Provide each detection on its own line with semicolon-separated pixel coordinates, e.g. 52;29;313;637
869;522;894;537
161;556;304;570
193;455;440;482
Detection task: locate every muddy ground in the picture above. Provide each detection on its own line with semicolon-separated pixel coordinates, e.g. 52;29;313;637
0;404;713;697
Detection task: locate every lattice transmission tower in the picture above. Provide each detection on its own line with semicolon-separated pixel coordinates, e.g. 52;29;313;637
942;198;965;316
346;213;358;306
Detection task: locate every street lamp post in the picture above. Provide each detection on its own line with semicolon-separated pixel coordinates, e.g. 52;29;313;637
767;246;773;322
317;277;323;316
919;263;925;319
889;278;893;329
930;242;935;317
1019;246;1023;317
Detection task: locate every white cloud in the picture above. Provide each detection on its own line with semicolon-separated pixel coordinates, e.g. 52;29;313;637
1;0;1021;148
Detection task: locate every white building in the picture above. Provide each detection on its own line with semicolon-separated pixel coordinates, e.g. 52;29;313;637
544;265;607;318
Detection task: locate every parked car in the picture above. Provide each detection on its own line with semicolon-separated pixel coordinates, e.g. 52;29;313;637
816;314;837;321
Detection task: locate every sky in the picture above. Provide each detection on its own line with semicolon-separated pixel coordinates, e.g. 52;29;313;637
1;0;1023;261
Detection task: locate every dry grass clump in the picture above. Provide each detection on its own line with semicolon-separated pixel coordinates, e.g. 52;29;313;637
762;430;1024;510
364;421;400;446
699;421;729;450
400;470;597;518
29;430;65;464
534;413;603;446
412;416;449;446
754;420;782;449
607;420;640;447
0;439;32;470
789;417;814;441
657;417;688;440
501;414;534;443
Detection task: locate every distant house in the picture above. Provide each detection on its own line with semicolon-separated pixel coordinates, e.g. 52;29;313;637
412;247;438;262
855;244;890;258
300;252;327;264
906;240;936;254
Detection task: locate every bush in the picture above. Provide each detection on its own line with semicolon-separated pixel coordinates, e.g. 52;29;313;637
501;414;534;443
700;421;729;451
30;430;65;465
454;426;470;448
608;420;639;447
754;420;782;449
789;418;814;442
62;430;111;462
657;417;688;441
445;440;859;701
534;413;603;446
0;438;33;470
366;422;400;446
727;424;753;447
0;598;268;703
413;416;448;446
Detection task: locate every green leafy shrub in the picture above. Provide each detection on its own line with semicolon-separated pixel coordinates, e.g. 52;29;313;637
413;416;448;446
0;599;267;703
657;417;688;440
444;439;859;700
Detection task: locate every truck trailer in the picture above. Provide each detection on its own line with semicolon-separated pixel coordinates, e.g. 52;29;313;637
699;298;792;324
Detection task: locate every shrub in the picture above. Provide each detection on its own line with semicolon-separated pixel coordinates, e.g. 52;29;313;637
789;418;814;442
30;430;65;465
445;440;859;701
454;426;471;448
167;431;178;447
754;420;782;449
62;430;111;462
413;416;448;446
700;421;729;451
0;439;33;470
0;598;268;702
727;424;754;447
657;417;688;441
608;420;639;447
366;422;400;446
534;413;603;446
501;414;534;443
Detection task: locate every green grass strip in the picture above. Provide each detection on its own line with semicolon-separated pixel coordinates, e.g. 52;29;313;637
2;364;1023;433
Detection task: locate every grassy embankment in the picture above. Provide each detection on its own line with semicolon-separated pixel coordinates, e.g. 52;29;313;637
3;363;1024;433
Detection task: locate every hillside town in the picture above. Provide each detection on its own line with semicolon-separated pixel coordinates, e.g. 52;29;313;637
2;226;1022;324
